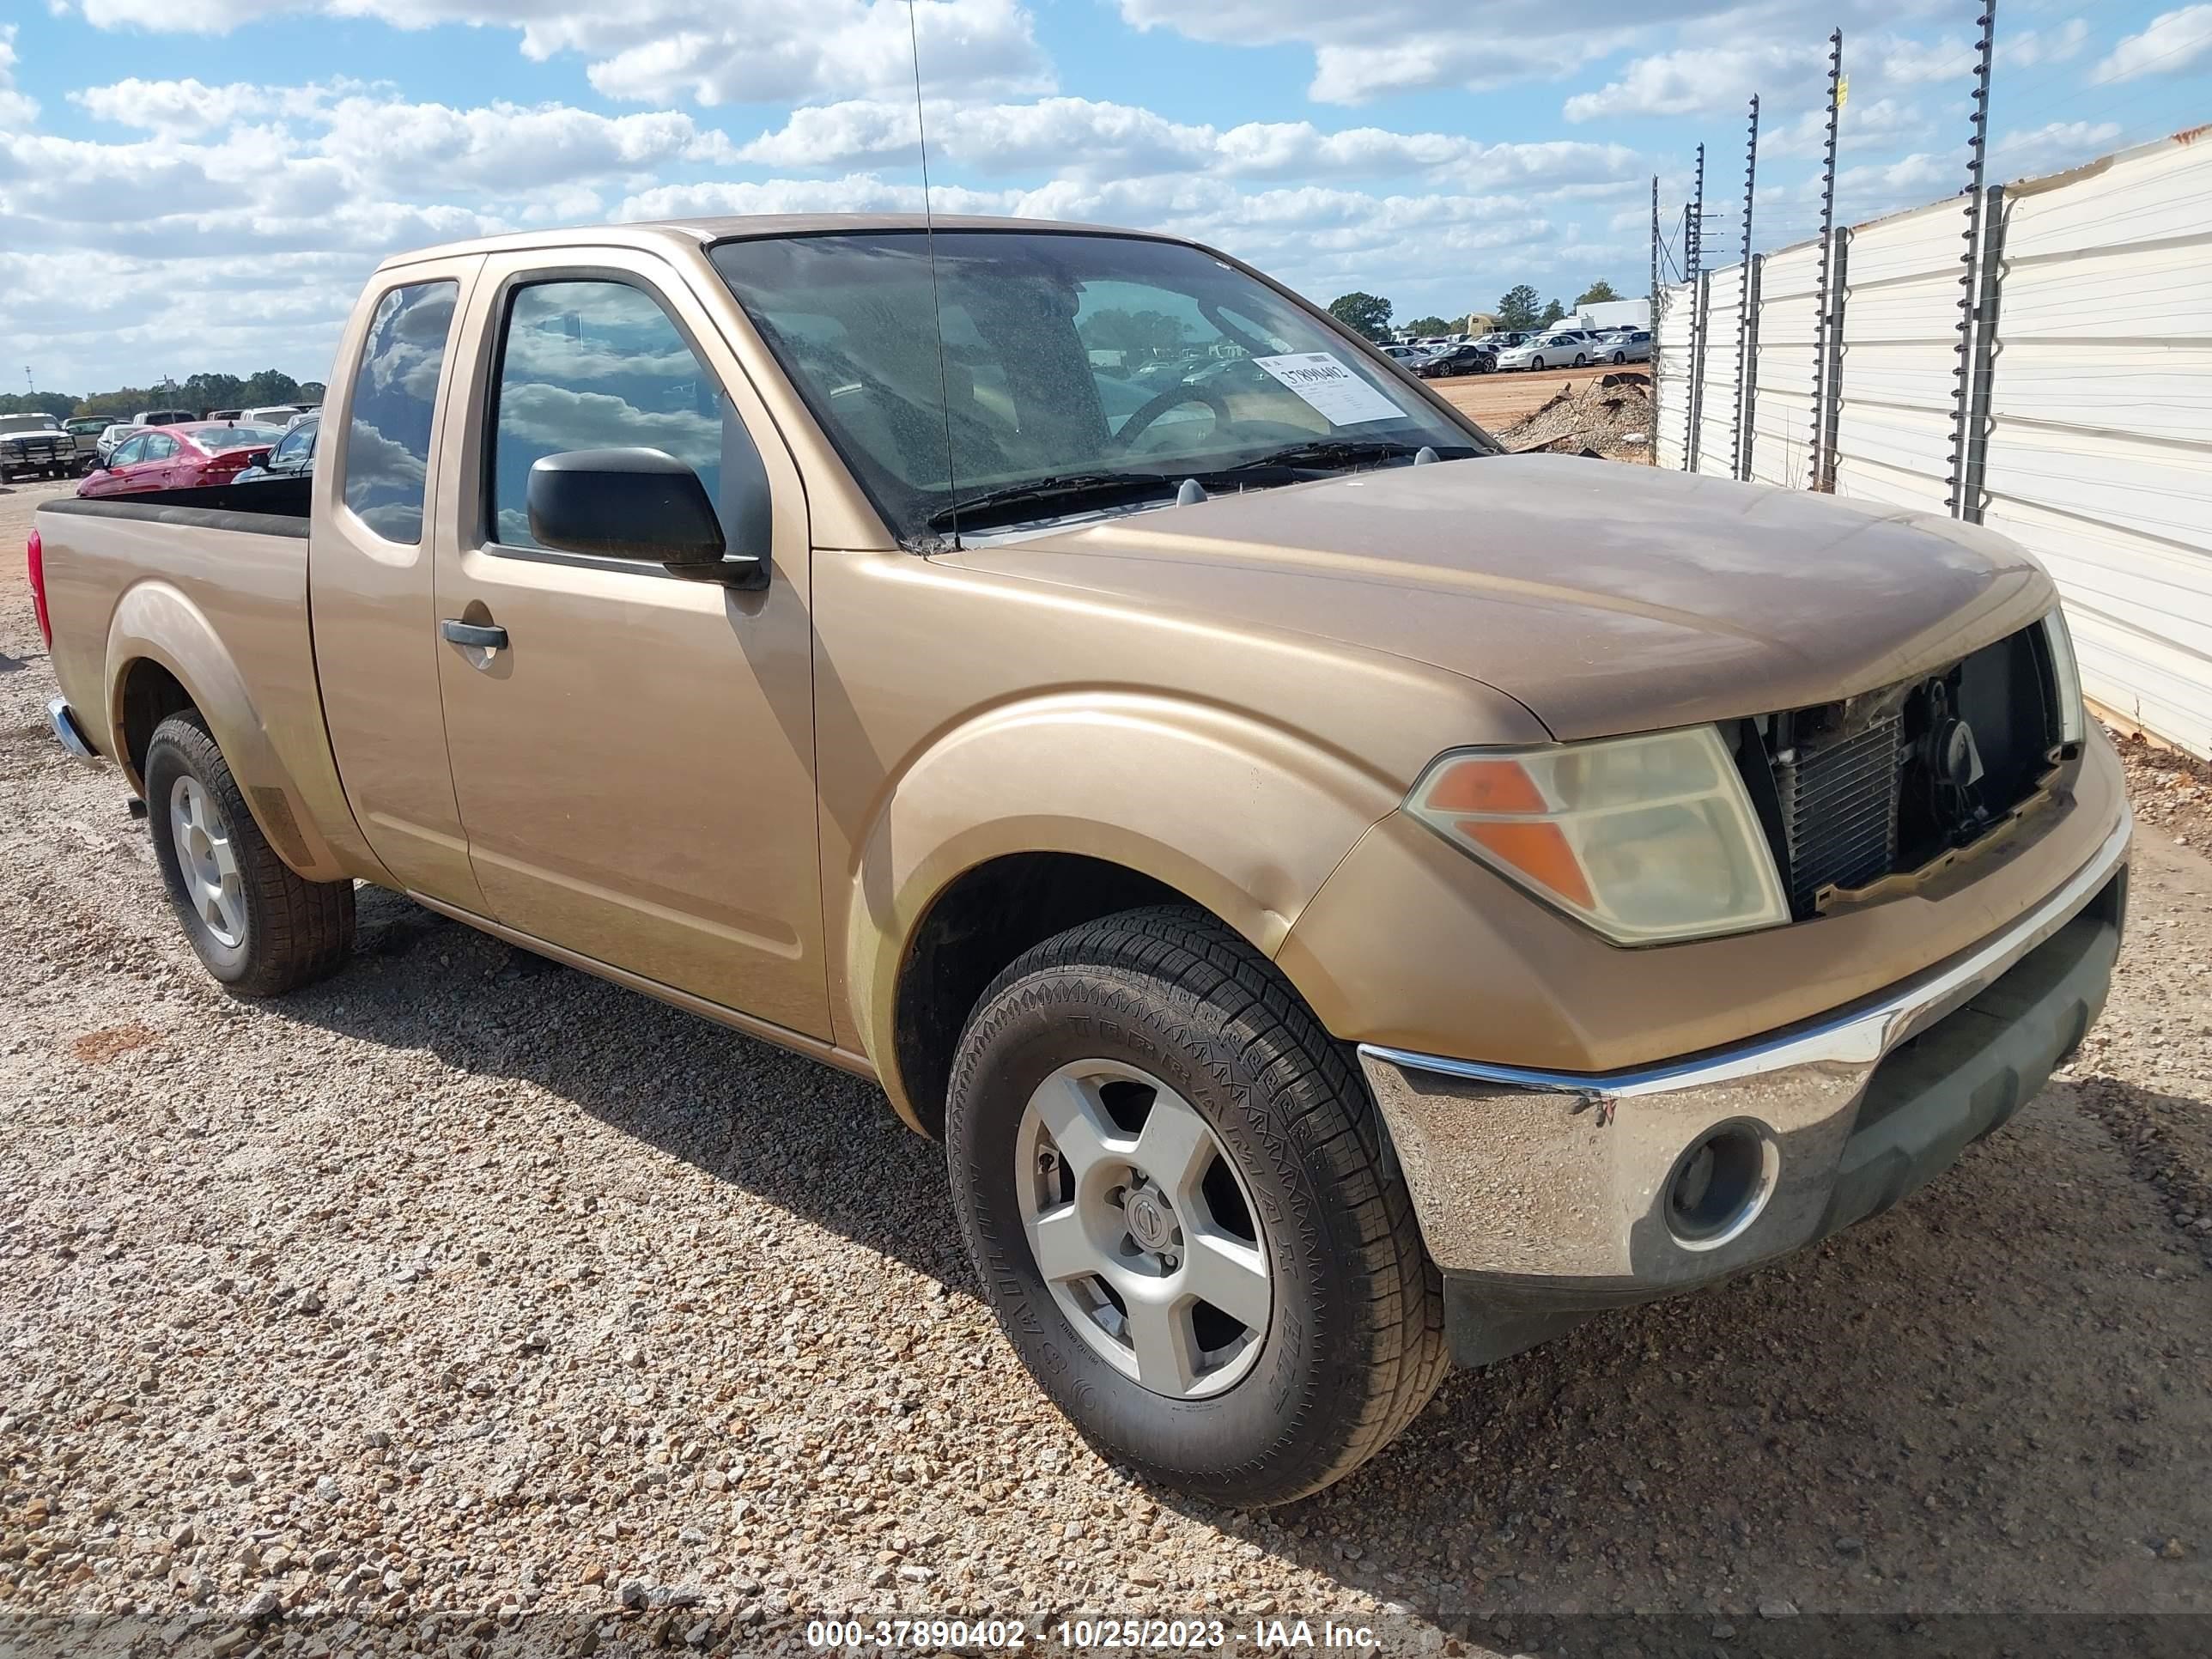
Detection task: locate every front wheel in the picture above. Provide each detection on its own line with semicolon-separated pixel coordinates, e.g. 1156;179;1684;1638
145;711;356;996
947;906;1447;1506
1611;351;1626;365
1528;356;1546;371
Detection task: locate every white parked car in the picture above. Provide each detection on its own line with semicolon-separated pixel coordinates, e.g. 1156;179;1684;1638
1493;331;1603;371
1380;343;1443;368
1595;329;1653;365
95;422;144;465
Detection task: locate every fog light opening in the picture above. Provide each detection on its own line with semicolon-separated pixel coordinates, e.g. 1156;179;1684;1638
1665;1120;1778;1249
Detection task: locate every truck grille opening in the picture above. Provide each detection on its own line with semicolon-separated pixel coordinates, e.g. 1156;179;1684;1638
1741;623;2067;920
1774;714;1903;915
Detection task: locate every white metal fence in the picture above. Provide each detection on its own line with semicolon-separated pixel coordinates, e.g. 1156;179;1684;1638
1653;129;2212;758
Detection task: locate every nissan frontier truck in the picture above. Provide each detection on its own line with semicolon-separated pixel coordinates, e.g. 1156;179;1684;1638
29;215;2129;1504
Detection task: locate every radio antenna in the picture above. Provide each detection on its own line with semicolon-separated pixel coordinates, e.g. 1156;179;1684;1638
907;1;961;550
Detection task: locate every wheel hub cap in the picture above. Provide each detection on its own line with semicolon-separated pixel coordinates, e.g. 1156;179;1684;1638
168;775;246;949
1015;1060;1273;1400
1122;1184;1176;1253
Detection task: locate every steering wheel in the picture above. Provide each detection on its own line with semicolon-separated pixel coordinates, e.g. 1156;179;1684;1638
1108;385;1233;452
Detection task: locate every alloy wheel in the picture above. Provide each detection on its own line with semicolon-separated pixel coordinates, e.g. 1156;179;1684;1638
1015;1059;1272;1399
169;775;246;948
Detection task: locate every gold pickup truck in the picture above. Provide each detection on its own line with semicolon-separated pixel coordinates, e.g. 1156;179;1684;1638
30;215;2130;1505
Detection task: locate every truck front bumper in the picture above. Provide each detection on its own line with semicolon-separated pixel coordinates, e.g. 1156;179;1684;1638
1358;808;2131;1367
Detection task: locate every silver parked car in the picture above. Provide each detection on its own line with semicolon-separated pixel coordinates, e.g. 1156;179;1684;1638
1595;329;1653;365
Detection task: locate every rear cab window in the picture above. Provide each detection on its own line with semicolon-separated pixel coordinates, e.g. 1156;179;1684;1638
341;279;461;545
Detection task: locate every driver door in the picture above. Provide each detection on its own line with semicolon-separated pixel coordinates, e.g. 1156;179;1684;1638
428;248;830;1039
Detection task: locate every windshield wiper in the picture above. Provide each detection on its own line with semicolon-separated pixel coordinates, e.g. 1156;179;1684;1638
1210;439;1465;475
924;471;1175;532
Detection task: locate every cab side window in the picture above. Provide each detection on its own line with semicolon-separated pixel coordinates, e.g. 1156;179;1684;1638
343;279;459;546
111;436;146;467
142;434;178;462
486;278;767;557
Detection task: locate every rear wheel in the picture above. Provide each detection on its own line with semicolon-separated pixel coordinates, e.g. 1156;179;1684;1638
145;712;355;996
947;906;1448;1505
1572;352;1589;367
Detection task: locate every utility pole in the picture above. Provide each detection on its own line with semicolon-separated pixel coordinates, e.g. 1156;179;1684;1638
1686;144;1705;283
1685;144;1707;471
1649;173;1661;325
1732;95;1759;482
1948;2;1997;520
1812;28;1844;492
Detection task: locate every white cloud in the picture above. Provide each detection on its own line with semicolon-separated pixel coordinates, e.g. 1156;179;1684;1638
2008;18;2092;66
314;97;740;191
1563;44;1820;122
1994;119;2122;175
70;77;360;136
2094;5;2212;82
0;25;39;129
735;96;1642;189
1759;94;1933;163
70;0;1054;106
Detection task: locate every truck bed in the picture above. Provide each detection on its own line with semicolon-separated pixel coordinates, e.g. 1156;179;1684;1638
39;474;311;531
35;472;368;887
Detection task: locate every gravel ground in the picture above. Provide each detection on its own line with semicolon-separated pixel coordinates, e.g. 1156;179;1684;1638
3;475;2209;1658
1490;373;1654;461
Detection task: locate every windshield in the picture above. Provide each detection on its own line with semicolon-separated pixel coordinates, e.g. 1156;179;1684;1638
185;424;284;453
0;416;62;434
709;230;1490;540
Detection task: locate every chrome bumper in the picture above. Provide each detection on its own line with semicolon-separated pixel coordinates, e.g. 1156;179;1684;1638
47;697;101;763
1358;808;2131;1298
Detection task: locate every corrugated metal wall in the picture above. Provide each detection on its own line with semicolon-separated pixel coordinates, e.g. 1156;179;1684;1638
1646;128;2212;757
1978;137;2212;759
1653;278;1696;472
1828;197;1967;514
1695;264;1747;479
1745;241;1820;491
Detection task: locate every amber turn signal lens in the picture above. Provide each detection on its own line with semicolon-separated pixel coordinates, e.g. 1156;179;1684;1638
1404;728;1790;945
1461;820;1595;908
1421;757;1547;815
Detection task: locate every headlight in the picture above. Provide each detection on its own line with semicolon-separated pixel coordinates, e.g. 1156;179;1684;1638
2040;607;2085;747
1406;726;1790;945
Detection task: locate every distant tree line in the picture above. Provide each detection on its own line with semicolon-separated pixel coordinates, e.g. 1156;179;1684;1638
1326;279;1627;342
0;370;327;422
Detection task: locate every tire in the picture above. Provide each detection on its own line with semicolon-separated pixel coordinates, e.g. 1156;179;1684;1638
947;905;1448;1506
1611;352;1626;365
144;711;355;996
1573;353;1588;368
1529;356;1546;372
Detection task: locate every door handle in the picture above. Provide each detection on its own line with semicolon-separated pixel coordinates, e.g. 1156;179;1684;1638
441;619;508;651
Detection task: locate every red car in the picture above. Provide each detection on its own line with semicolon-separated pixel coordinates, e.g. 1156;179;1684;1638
77;422;284;497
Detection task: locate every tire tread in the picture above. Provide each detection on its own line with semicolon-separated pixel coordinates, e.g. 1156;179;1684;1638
963;904;1448;1502
147;712;354;997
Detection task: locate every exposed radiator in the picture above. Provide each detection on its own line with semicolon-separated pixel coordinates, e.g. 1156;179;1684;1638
1775;714;1904;915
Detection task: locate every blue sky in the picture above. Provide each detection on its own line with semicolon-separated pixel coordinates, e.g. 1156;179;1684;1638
3;0;2209;392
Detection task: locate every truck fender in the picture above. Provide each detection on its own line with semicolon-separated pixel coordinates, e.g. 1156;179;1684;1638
103;581;351;882
842;690;1404;1118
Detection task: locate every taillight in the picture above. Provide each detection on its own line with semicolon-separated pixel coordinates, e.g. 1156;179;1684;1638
27;526;52;651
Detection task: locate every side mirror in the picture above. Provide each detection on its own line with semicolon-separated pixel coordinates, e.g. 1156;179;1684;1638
526;448;763;586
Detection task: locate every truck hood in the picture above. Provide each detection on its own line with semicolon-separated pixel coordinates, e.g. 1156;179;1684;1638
937;455;2057;741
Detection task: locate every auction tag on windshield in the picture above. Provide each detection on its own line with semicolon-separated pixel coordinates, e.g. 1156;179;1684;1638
1250;353;1406;427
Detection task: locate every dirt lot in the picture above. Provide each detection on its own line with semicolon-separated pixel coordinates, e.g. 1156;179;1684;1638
2;474;2209;1658
1428;364;1634;433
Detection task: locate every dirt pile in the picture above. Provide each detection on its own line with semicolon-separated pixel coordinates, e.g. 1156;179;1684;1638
1497;370;1654;459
